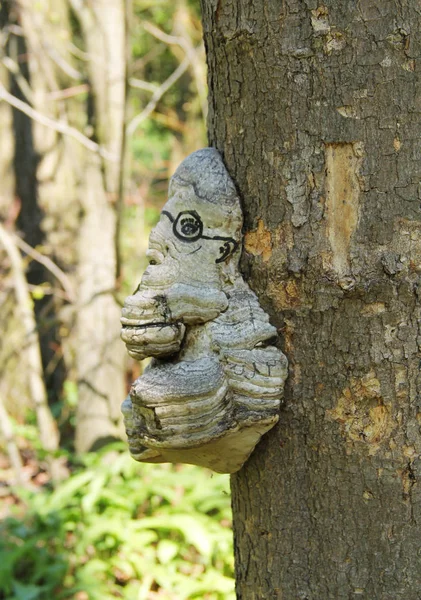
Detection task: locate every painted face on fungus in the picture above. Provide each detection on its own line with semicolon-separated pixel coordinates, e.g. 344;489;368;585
121;148;243;360
120;149;288;474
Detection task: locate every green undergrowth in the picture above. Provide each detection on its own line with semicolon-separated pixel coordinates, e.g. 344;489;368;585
0;444;234;600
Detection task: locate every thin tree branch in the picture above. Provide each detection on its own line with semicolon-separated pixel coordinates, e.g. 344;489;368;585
0;222;60;456
127;56;189;137
44;44;83;81
143;22;207;120
3;24;24;37
143;22;185;47
26;283;69;301
48;83;89;101
128;78;158;93
1;56;34;103
13;235;76;303
0;82;119;162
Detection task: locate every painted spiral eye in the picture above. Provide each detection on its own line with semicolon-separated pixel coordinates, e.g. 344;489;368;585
173;210;203;242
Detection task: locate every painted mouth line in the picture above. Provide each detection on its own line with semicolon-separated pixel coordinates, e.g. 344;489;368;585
121;321;171;330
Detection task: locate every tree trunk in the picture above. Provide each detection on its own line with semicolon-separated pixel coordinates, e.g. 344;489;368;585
72;0;127;451
1;0;127;450
201;1;421;598
3;0;78;405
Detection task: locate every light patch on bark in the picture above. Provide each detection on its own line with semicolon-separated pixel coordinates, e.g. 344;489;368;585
325;142;363;286
326;371;394;454
399;219;421;267
393;138;402;152
275;221;294;250
285;168;310;227
380;55;392;68
282;318;295;358
311;6;330;35
361;302;386;316
310;6;346;54
394;364;409;400
244;219;273;262
337;106;358;119
325;31;346;54
402;59;415;72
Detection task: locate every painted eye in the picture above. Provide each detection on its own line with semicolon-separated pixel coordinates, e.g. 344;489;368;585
173;210;203;242
180;218;200;236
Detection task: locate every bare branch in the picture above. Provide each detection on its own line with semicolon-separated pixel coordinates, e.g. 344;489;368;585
143;22;184;47
143;22;207;120
44;44;83;81
127;56;189;137
27;283;69;301
66;42;86;62
182;41;207;121
13;235;76;303
0;222;60;455
128;78;158;93
3;24;24;37
0;82;118;162
48;83;90;101
1;56;34;103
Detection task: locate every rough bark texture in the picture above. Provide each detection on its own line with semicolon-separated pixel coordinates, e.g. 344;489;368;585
201;1;421;598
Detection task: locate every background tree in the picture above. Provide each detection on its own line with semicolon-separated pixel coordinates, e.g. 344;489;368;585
201;0;421;597
69;0;129;451
0;4;238;597
0;0;127;452
0;0;206;454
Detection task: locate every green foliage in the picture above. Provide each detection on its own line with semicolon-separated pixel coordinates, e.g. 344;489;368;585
0;444;234;600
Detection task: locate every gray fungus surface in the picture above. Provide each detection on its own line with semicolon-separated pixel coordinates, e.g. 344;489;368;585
121;148;287;473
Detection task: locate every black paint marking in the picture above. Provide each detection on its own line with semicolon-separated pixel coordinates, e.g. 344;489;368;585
202;235;239;262
173;210;203;242
162;209;239;262
162;210;174;223
186;245;202;255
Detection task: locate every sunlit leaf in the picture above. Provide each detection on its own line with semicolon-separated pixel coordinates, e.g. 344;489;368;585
157;540;179;564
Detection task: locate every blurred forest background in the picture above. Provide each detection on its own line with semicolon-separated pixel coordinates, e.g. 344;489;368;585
0;1;234;598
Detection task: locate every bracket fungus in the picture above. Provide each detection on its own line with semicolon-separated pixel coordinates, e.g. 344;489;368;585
121;148;288;473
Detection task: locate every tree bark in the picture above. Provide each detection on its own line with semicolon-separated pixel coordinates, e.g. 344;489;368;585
201;1;421;598
72;0;127;451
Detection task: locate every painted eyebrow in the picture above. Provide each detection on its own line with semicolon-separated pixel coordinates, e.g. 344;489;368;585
162;210;174;223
